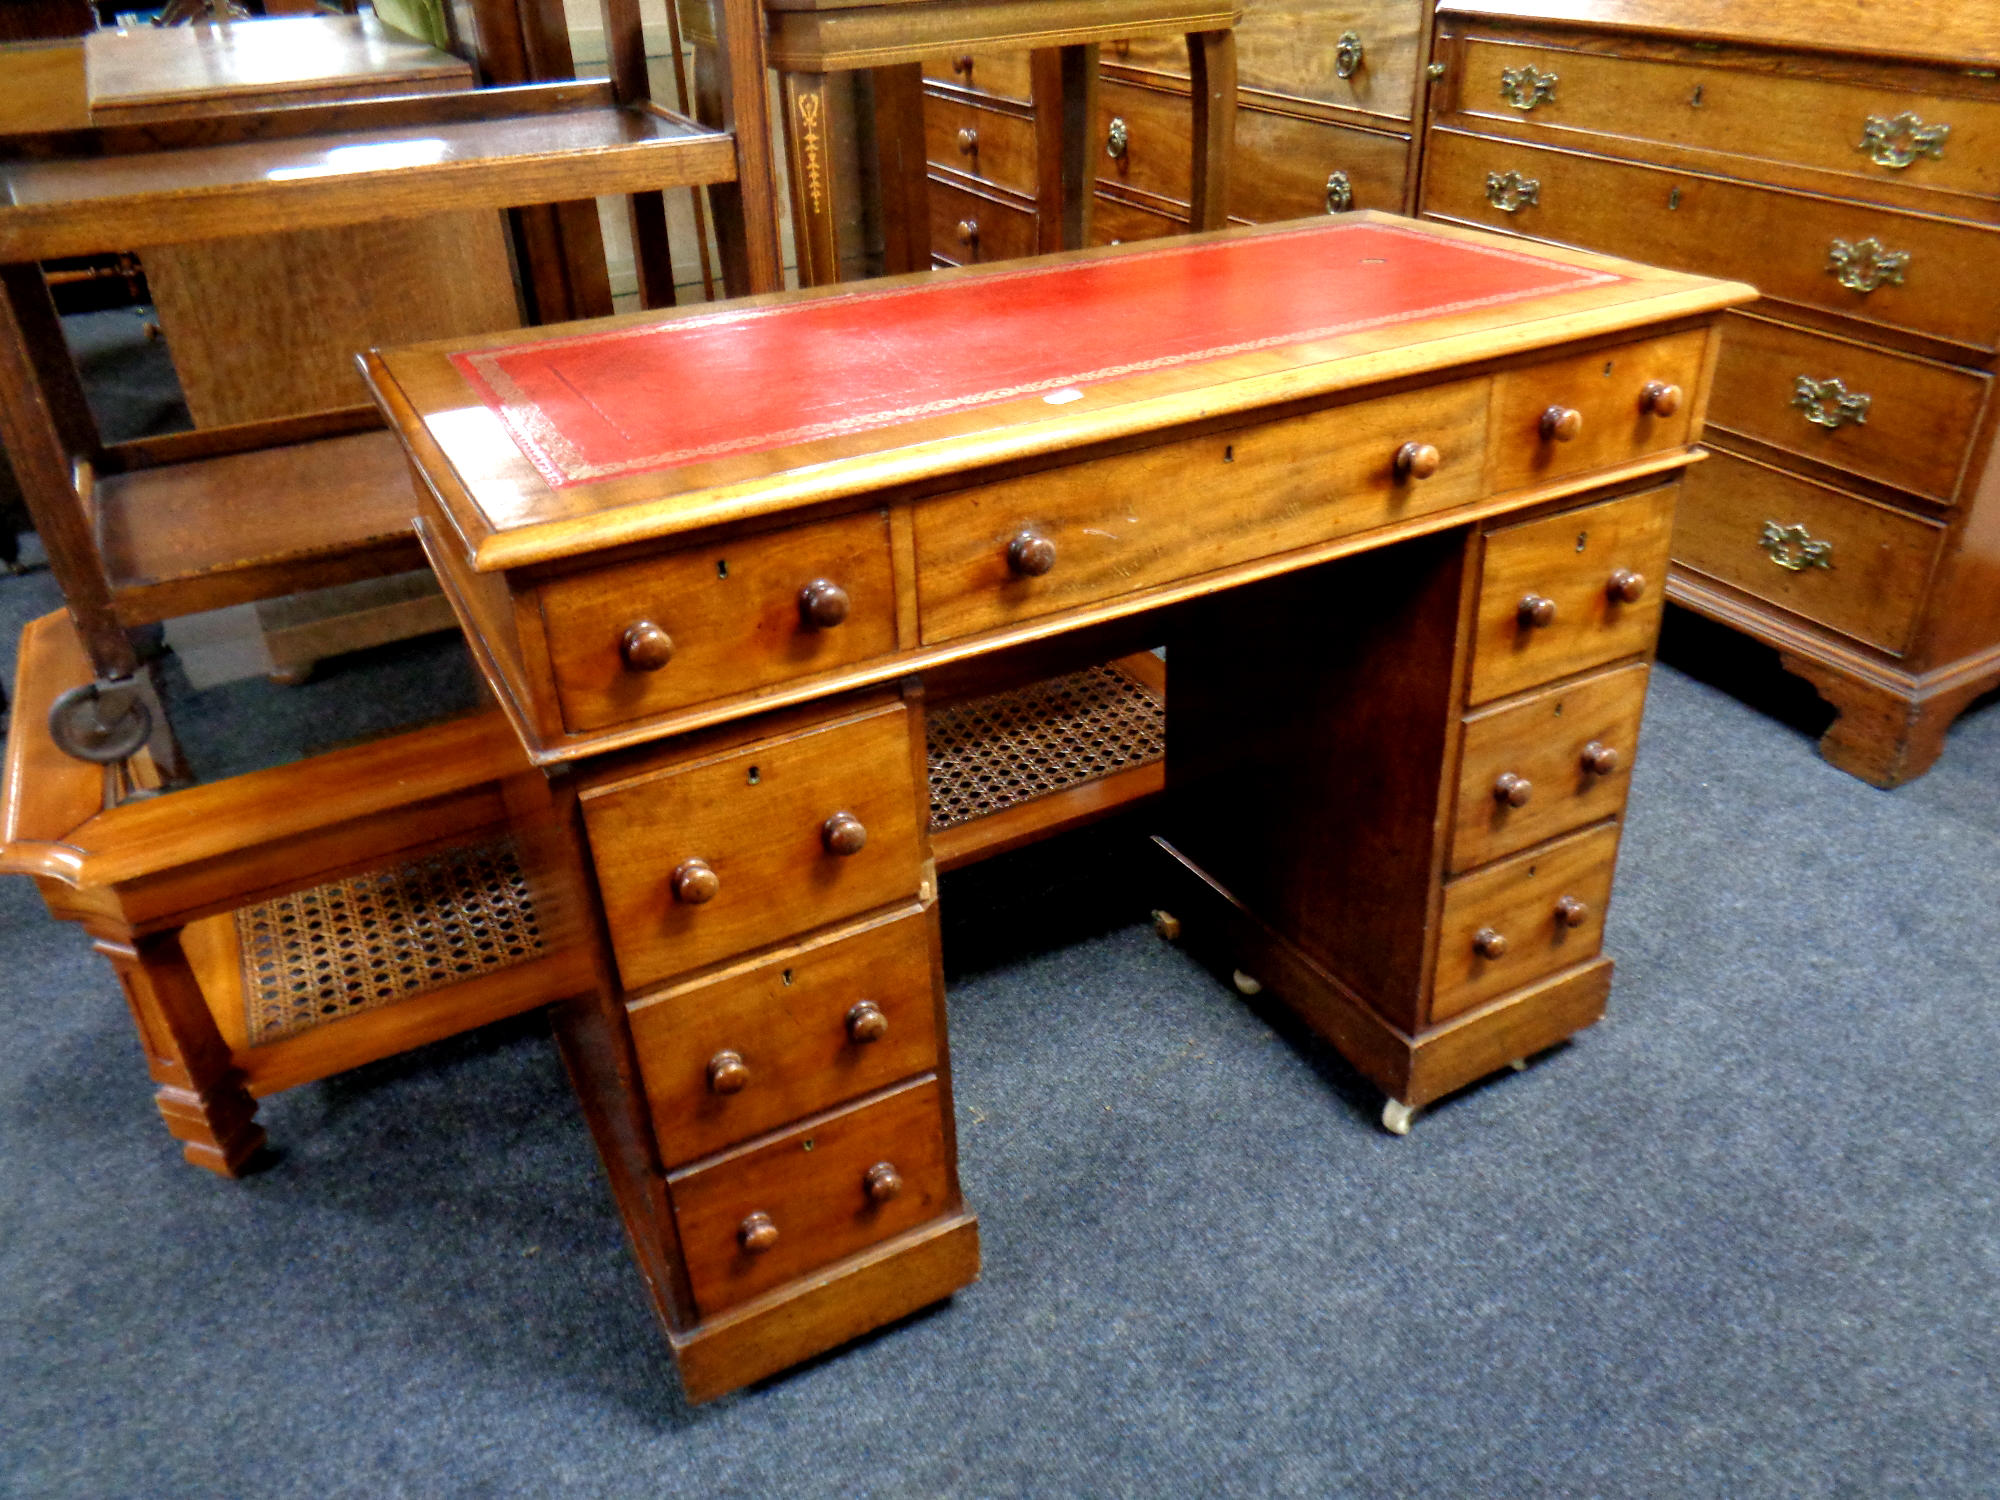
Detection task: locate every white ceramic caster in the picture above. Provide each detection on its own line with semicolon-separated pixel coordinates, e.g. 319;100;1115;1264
1508;1057;1528;1073
1380;1098;1417;1136
1231;969;1263;996
1152;909;1183;942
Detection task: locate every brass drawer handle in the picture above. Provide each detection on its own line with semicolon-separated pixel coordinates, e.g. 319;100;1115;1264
1859;111;1949;169
1760;521;1834;573
1106;116;1129;160
1325;170;1353;213
620;619;674;672
1793;375;1871;430
1499;64;1557;111
706;1050;750;1095
957;125;978;155
738;1211;779;1253
1485;170;1540;213
1335;31;1364;80
1828;237;1908;294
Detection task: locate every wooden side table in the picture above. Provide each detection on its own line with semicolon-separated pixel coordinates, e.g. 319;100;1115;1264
686;0;1243;284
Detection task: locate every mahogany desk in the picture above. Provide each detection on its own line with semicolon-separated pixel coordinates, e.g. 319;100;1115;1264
365;213;1750;1401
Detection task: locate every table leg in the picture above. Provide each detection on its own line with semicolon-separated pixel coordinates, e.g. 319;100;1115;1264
781;70;844;286
1057;43;1102;250
871;63;932;277
1187;30;1236;231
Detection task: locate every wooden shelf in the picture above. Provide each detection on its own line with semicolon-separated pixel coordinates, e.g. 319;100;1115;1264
96;427;427;624
0;98;735;259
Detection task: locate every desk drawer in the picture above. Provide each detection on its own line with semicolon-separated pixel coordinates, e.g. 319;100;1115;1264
1708;313;1989;506
1449;662;1649;874
1674;448;1943;657
1433;822;1618;1024
1423;130;2000;351
915;376;1491;644
1089;193;1184;246
1486;330;1707;494
629;906;941;1169
540;509;898;735
581;700;926;991
1447;37;2000;202
925;93;1038;198
667;1076;953;1317
1468;484;1675;705
930;177;1038;267
921;52;1033;105
1097;79;1196;207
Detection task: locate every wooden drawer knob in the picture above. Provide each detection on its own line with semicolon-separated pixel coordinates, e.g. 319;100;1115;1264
1607;568;1647;604
1493;772;1533;807
738;1211;778;1253
620;620;674;672
1394;441;1441;480
956;218;979;248
821;810;868;856
1555;895;1590;928
1008;530;1057;577
1540;405;1584;442
706;1050;750;1094
952;54;973;74
1517;593;1557;628
1581;740;1621;776
798;578;850;629
1473;927;1509;960
1640;380;1683;417
671;858;719;904
845;1000;889;1043
957;126;978;155
863;1161;904;1204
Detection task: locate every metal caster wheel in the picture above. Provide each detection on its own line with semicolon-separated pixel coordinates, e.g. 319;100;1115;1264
1231;969;1262;996
1380;1099;1417;1136
1151;909;1182;942
47;678;153;764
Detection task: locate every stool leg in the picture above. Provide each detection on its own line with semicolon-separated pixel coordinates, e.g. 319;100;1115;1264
91;926;265;1177
781;70;844;286
1056;43;1102;250
1187;30;1236;231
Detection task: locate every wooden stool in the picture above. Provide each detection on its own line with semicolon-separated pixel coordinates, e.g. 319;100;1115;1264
687;0;1242;285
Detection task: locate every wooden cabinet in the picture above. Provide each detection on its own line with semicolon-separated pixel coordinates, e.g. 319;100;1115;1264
1419;2;2000;784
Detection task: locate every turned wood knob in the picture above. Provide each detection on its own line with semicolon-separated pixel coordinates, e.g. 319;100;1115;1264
822;810;868;856
706;1050;749;1094
798;578;850;629
1607;568;1647;604
1394;441;1442;480
738;1211;778;1253
1008;530;1057;577
863;1161;903;1204
1473;927;1509;960
1555;895;1590;928
956;218;979;247
1581;740;1621;776
845;1000;889;1043
1641;380;1683;417
1493;772;1533;807
671;858;719;904
957;126;978;154
1541;405;1584;442
1517;593;1557;628
952;54;973;74
620;620;674;672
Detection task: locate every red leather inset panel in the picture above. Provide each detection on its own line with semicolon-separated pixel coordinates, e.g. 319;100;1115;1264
451;220;1618;487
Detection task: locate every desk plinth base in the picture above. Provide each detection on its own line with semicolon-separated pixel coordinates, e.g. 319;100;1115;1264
1153;836;1611;1113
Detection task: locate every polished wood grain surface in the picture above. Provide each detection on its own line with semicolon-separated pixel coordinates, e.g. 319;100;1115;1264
1485;329;1704;492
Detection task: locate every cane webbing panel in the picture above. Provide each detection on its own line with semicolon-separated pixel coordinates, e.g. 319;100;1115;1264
237;836;545;1046
926;664;1166;834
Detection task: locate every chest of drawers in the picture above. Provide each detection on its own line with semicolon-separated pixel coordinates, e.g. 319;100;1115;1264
366;214;1746;1401
1418;0;2000;784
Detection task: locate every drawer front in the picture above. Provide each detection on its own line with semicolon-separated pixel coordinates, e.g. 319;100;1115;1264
929;177;1038;267
629;906;942;1169
1433;823;1619;1024
1233;112;1411;222
581;701;926;990
540;510;898;735
916;376;1491;644
1113;0;1422;122
1422;130;2000;351
921;52;1032;104
1469;484;1675;705
1707;312;1989;506
1674;448;1943;656
1098;79;1198;207
1487;329;1708;494
1089;192;1185;246
668;1077;953;1317
1447;37;2000;202
1450;661;1649;874
925;93;1038;198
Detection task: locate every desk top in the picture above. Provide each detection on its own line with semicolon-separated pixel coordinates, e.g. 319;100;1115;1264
366;213;1749;574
